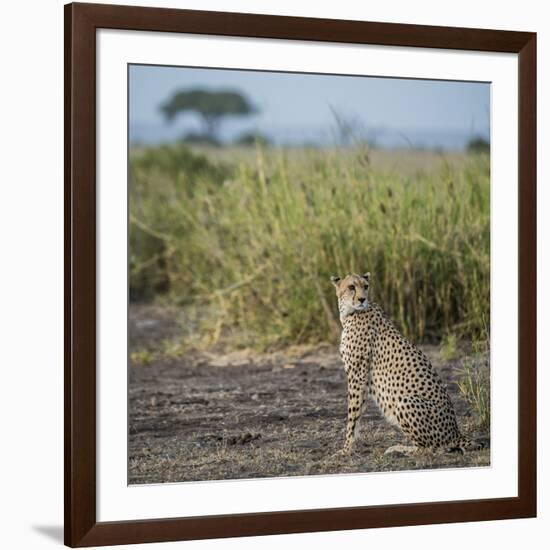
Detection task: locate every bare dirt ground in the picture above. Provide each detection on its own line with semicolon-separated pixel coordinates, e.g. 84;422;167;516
129;305;490;484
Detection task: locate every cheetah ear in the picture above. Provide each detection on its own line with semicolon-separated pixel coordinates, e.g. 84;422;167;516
362;272;371;284
330;275;341;287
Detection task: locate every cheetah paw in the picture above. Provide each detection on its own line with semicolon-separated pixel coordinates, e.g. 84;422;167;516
331;447;353;459
384;445;419;457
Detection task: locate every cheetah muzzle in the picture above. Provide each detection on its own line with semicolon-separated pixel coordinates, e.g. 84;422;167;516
331;272;480;456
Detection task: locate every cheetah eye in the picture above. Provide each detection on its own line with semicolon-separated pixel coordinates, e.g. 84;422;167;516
348;285;355;292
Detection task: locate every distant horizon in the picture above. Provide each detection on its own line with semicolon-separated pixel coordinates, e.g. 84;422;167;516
129;65;490;151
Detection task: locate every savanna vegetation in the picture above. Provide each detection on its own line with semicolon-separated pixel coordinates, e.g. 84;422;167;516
129;143;490;352
128;81;491;484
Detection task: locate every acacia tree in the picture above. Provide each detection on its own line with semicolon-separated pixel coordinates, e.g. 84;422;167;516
160;88;255;142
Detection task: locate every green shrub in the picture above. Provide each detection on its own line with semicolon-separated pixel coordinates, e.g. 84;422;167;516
466;137;490;154
129;144;228;300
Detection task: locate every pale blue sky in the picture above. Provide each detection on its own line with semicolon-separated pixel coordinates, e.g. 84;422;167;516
129;64;490;150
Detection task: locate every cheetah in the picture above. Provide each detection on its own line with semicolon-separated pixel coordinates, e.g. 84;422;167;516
330;272;478;456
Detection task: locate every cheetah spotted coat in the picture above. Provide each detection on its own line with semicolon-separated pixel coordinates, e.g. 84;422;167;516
331;273;476;455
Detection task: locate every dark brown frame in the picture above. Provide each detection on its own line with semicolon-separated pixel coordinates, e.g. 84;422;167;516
64;2;537;547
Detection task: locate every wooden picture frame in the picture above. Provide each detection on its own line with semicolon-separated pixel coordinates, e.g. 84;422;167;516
64;2;537;546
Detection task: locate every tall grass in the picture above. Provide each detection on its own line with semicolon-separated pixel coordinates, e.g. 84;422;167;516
457;353;491;431
129;144;490;349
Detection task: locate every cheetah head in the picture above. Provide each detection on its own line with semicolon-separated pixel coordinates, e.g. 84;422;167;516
330;272;371;320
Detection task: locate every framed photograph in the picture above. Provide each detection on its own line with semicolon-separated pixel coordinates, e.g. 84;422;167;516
64;2;536;547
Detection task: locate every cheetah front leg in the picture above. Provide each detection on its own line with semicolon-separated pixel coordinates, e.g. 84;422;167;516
340;369;368;454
